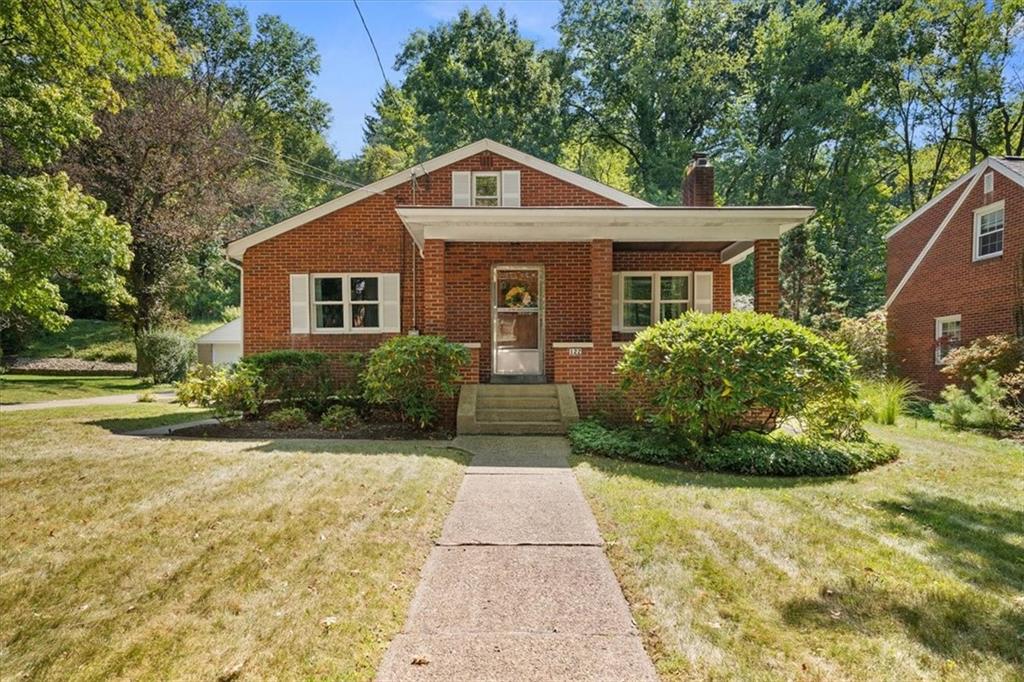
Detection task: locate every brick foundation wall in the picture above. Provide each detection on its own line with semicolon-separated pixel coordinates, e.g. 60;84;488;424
553;344;625;415
887;167;1022;396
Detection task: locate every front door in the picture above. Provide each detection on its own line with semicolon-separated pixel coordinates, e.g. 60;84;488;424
492;266;543;377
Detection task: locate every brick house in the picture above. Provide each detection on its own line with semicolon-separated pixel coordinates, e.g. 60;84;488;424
885;156;1023;396
223;139;812;431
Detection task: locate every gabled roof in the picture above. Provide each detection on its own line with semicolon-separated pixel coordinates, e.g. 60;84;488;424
225;139;652;259
884;155;1024;308
884;155;1024;240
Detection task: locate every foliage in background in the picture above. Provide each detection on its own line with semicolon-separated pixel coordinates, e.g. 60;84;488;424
0;0;175;337
933;370;1016;432
831;310;889;378
940;334;1024;385
618;312;858;445
362;336;468;428
1000;362;1024;426
137;329;195;383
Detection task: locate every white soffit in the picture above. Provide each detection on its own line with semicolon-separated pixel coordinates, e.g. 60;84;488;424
395;207;814;248
225;139;651;259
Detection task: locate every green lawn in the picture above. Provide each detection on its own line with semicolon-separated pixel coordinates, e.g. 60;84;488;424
0;374;170;404
19;318;226;362
573;419;1023;681
0;403;467;680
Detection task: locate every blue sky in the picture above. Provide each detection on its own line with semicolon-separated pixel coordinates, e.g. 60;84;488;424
230;1;561;158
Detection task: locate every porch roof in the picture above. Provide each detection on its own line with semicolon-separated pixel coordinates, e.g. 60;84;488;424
394;206;814;260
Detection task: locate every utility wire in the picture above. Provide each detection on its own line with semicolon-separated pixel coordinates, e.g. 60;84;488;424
353;0;390;88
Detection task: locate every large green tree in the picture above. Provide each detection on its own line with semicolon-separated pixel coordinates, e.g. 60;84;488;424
362;8;569;178
0;0;175;336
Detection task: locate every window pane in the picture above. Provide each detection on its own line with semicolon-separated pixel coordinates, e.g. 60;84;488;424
979;230;1003;256
315;277;343;302
352;303;379;328
660;276;688;301
623;276;652;300
624;303;651;327
941;320;961;342
474;175;498;196
316;303;344;328
351;276;378;301
661;302;687;320
474;197;499;207
980;209;1004;233
498;270;539;309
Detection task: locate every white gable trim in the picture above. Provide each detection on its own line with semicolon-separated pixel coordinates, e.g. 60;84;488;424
884;170;982;309
884;157;1024;240
225;139;650;259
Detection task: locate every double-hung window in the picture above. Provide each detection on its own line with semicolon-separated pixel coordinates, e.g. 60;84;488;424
934;314;961;365
620;272;692;331
974;202;1005;260
472;172;500;206
312;274;382;332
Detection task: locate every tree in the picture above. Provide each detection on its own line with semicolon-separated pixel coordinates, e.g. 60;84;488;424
0;0;175;336
362;8;568;177
779;225;842;327
63;77;276;348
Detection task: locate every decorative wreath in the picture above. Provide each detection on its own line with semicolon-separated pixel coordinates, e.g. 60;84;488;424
504;285;534;308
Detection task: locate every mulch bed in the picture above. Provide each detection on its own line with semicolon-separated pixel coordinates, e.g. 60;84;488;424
172;419;452;441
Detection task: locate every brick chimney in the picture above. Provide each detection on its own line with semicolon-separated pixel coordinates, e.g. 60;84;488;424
682;152;714;207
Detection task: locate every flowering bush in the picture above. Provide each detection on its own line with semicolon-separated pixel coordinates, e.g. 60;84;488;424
831;310;887;378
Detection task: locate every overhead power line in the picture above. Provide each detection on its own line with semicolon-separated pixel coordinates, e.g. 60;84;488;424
353;0;391;88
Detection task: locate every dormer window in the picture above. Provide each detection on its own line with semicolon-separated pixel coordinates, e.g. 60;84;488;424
974;201;1004;261
473;172;500;206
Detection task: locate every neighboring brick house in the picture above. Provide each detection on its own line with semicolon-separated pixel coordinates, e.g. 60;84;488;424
885;156;1023;396
221;139;812;428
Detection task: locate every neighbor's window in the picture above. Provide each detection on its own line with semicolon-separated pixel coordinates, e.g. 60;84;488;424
473;172;500;206
974;202;1004;260
622;272;691;330
934;314;961;365
312;274;381;332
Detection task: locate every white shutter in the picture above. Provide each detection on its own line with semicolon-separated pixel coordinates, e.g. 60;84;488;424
289;274;310;333
501;170;521;207
694;271;714;313
611;273;622;331
381;274;401;332
452;171;471;206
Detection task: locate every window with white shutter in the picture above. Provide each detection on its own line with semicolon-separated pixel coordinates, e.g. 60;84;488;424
615;271;704;331
306;273;401;334
289;274;310;334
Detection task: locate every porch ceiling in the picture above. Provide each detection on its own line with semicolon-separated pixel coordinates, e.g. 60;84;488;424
394;206;814;250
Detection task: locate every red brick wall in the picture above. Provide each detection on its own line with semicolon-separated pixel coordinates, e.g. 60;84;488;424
887;167;1022;396
753;240;780;314
553;345;625;414
243;150;624;353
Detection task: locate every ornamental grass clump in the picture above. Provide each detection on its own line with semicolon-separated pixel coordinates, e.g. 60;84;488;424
618;311;860;445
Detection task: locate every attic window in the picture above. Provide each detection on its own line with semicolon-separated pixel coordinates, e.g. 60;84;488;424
473;172;500;206
974;201;1004;260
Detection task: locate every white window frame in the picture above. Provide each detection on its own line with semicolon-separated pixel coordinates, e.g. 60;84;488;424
310;273;384;334
619;271;691;332
934;314;962;365
472;172;500;207
973;200;1005;261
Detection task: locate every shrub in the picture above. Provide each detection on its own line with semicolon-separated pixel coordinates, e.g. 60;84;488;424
832;310;888;378
696;432;899;477
241;350;335;414
268;407;309;430
177;364;264;420
941;335;1024;385
618;312;858;445
362;335;469;428
802;392;870;441
137;328;195;383
933;371;1015;432
321;404;360;431
568;420;898;476
1000;363;1024;428
859;377;919;425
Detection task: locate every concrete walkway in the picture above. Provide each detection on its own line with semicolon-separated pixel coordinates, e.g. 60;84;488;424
376;436;657;682
0;392;175;412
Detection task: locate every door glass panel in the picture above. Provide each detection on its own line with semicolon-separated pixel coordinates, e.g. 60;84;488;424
496;311;539;349
497;270;539;310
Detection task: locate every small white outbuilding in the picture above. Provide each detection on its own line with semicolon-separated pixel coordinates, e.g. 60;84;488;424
195;317;242;365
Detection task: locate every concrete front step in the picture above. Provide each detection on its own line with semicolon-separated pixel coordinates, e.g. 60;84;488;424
457;384;579;435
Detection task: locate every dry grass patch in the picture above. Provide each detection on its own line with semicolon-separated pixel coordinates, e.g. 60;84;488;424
573;418;1023;681
0;403;467;680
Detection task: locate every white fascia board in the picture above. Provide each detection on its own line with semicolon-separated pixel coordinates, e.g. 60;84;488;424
988;155;1024;188
884;169;982;309
224;139;651;259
